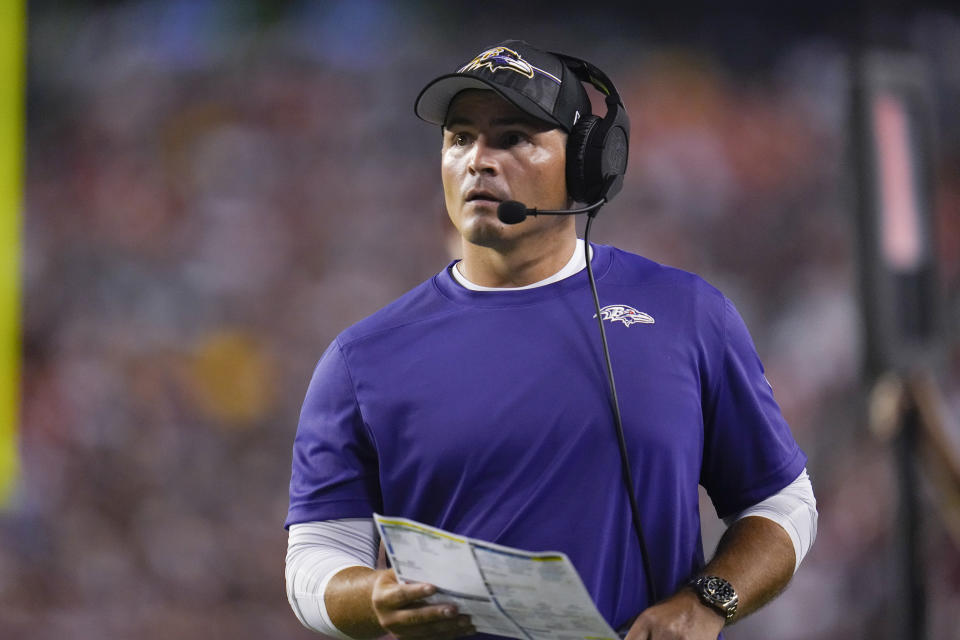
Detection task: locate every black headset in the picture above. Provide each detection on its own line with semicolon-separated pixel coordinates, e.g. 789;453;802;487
553;53;631;205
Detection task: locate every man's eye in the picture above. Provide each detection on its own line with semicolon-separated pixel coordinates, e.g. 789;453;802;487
453;133;471;146
504;132;526;146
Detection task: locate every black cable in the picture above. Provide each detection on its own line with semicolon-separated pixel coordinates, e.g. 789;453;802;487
583;211;659;608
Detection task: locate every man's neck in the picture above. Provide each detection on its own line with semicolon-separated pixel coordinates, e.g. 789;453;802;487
456;230;578;288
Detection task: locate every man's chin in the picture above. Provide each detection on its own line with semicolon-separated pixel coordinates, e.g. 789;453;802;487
460;217;514;250
457;212;572;251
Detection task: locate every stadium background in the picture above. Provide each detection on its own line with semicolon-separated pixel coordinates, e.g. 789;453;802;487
3;1;959;638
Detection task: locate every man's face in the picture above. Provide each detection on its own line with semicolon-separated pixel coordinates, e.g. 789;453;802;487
441;90;570;249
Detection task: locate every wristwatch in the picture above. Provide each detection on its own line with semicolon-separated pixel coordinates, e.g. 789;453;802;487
689;575;739;622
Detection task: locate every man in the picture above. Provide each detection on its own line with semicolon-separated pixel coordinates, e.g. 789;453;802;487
285;40;817;640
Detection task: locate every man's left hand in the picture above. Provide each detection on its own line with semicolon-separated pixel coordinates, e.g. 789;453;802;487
624;588;725;640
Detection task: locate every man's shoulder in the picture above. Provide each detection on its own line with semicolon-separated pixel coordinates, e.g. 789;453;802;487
337;268;454;348
604;245;725;304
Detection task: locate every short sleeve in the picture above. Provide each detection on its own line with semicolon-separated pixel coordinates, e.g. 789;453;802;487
285;339;382;528
700;297;807;519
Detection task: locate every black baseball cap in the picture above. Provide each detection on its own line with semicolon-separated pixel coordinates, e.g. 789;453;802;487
415;40;592;133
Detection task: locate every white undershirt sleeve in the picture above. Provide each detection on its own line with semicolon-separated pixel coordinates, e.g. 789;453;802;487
285;518;378;639
723;467;818;573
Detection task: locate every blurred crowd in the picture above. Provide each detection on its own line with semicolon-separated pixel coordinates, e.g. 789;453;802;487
3;2;959;639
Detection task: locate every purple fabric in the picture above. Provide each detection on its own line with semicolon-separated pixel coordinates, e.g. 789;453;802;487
286;243;806;633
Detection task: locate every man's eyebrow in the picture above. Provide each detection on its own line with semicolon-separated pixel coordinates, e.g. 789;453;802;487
443;116;473;129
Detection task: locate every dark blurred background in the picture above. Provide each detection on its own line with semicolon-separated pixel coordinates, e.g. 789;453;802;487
4;1;960;638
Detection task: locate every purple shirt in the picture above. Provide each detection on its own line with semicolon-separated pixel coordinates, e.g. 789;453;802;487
287;244;806;633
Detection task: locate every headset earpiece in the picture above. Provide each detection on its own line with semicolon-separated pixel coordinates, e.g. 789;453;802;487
553;54;630;204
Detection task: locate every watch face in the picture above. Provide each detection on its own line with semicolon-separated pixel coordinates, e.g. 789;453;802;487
704;577;735;602
694;576;738;619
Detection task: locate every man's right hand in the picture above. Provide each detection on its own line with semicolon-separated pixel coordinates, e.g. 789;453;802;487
371;570;476;639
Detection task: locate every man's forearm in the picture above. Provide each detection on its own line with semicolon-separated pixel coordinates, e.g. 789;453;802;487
698;514;796;621
625;514;797;639
325;566;387;638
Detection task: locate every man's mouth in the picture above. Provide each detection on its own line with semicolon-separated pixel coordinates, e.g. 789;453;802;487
465;189;504;205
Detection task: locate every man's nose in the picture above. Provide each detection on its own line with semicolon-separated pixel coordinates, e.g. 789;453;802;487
467;139;499;176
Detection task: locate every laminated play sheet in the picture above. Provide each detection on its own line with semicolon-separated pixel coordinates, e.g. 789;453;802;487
374;514;619;640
